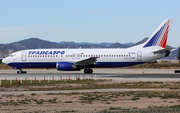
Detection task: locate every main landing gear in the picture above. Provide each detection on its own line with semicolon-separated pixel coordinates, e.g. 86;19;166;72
84;68;93;74
17;69;27;74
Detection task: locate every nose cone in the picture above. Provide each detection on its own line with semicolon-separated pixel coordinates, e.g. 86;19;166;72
2;58;8;64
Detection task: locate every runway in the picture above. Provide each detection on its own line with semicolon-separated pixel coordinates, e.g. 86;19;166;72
0;69;180;81
0;69;180;95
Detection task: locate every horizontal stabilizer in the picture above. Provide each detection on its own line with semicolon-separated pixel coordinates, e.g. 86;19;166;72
153;48;174;54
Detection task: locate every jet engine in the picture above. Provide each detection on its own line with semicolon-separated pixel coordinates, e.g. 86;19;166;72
56;62;80;71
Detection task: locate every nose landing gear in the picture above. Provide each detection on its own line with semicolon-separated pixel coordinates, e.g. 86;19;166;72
17;69;27;74
84;68;93;74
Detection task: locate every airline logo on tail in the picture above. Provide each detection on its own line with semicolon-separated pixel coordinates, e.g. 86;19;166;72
143;19;172;48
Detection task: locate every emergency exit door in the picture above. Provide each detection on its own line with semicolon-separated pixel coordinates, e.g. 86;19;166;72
137;51;142;61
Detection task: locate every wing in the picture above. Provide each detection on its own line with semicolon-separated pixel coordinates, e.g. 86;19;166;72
153;47;174;54
74;57;99;66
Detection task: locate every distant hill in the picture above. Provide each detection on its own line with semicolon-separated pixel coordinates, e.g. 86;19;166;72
123;42;134;46
109;42;130;48
162;49;178;60
132;37;148;46
58;41;114;47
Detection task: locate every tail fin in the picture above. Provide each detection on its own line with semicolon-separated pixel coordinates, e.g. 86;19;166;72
143;19;173;48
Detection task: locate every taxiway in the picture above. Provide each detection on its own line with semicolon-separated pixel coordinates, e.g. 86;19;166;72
0;69;179;81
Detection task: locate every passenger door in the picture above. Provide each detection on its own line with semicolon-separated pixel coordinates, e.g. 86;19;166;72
22;51;27;61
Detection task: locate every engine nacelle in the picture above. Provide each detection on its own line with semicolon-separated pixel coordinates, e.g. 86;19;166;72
56;62;80;71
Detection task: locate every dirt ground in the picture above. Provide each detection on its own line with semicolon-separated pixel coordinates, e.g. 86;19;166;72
1;91;180;112
1;92;179;108
0;80;180;112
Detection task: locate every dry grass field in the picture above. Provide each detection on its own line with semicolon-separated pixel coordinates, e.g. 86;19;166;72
1;80;180;112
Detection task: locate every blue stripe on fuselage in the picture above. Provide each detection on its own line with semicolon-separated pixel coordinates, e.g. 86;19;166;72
8;62;56;68
7;62;145;68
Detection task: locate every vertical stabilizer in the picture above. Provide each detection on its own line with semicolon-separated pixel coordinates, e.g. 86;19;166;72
143;19;173;48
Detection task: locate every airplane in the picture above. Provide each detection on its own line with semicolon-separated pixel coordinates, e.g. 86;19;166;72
2;19;173;74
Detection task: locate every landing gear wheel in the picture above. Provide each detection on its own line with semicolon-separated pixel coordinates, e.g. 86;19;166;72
84;69;93;74
89;69;93;74
17;70;27;74
22;71;27;73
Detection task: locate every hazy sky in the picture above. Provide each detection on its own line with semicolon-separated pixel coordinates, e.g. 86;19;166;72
0;0;179;47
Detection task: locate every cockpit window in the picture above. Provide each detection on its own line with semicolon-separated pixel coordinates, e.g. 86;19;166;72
9;54;15;57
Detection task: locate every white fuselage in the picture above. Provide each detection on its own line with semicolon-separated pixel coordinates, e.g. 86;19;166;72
2;48;166;69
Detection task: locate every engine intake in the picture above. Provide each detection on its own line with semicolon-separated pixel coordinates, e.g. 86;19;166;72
56;62;80;71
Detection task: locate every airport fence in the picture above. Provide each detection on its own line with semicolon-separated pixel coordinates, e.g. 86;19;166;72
0;74;99;86
0;105;180;113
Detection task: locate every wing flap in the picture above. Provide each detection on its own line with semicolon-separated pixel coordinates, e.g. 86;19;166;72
74;57;99;66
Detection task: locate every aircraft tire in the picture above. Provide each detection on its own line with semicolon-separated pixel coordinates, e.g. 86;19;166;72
17;71;21;74
22;71;27;74
84;69;88;74
84;69;93;74
17;71;27;74
89;69;93;74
